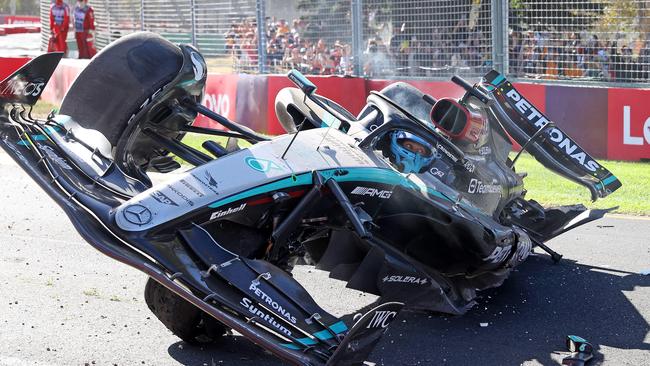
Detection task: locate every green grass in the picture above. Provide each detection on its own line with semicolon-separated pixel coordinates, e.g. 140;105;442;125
514;153;650;215
30;100;58;119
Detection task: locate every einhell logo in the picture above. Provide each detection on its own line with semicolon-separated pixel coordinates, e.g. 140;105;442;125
623;106;650;146
209;203;246;220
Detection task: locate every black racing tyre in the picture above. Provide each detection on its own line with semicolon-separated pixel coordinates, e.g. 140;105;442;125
59;32;183;148
144;277;229;344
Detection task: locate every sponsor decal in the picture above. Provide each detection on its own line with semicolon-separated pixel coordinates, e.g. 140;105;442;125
382;275;428;285
483;245;512;264
123;204;153;225
478;146;492;156
190;52;205;81
429;167;445;178
366;310;397;329
245;157;284;173
1;78;45;97
179;179;204;198
467;178;500;194
3;135;28;163
248;273;297;324
151;190;178;207
350;186;392;199
622;106;650;146
463;160;476;173
38;144;72;170
202;93;230;118
167;184;194;207
513;230;532;263
126;87;164;125
435;143;459;163
192;171;220;195
240;297;293;337
607;90;650;160
209;203;246;221
504;87;599;172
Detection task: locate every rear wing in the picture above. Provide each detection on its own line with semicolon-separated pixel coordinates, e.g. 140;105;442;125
0;52;62;106
480;70;621;201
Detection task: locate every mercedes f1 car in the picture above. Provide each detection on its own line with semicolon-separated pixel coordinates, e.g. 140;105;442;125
0;32;621;365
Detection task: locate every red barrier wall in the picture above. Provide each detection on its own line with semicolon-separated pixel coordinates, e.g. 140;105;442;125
195;74;238;128
0;15;40;24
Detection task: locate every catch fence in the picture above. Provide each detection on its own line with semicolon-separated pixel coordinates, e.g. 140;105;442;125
40;0;650;86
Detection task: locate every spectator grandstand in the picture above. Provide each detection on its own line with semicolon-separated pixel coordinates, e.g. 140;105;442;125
38;0;650;84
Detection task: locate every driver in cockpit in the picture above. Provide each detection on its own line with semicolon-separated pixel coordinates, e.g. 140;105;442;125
385;131;435;174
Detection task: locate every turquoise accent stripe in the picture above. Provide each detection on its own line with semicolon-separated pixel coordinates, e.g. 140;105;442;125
208;173;312;208
596;175;619;190
280;343;301;350
492;74;506;85
602;175;618;185
208;167;455;210
280;321;349;350
17;134;48;145
329;320;348;334
294;337;318;346
568;335;588;343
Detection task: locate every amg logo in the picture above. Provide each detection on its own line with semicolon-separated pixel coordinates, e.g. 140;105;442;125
366;310;397;329
351;186;392;199
209;203;246;221
505;88;599;172
468;178;501;194
240;297;292;337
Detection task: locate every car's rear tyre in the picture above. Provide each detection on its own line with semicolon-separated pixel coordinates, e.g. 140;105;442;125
60;32;183;148
144;277;229;344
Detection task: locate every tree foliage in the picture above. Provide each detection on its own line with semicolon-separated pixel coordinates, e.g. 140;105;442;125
0;0;39;16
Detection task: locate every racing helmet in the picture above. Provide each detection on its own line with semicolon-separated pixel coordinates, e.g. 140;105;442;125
430;98;487;145
388;130;435;174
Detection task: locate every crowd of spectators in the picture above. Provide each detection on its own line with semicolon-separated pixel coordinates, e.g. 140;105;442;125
363;15;492;78
225;17;354;75
224;16;649;83
509;29;650;82
225;15;492;77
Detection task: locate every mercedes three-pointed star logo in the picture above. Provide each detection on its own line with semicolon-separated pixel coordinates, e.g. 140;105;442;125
123;204;152;225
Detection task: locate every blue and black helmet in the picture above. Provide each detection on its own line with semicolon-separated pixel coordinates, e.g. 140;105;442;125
389;131;435;174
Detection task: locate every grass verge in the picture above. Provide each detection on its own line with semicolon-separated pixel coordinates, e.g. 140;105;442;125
514;153;649;216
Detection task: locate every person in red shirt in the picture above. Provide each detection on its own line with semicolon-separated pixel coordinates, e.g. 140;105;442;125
73;0;96;59
48;0;70;54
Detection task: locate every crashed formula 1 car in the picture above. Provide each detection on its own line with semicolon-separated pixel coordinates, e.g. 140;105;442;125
0;33;621;365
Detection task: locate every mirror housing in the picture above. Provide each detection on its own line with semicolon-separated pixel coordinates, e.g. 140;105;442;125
287;69;317;95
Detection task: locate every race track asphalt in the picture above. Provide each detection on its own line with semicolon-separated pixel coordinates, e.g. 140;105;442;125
0;150;648;366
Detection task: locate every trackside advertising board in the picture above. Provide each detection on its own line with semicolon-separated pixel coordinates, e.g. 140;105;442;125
607;88;650;161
